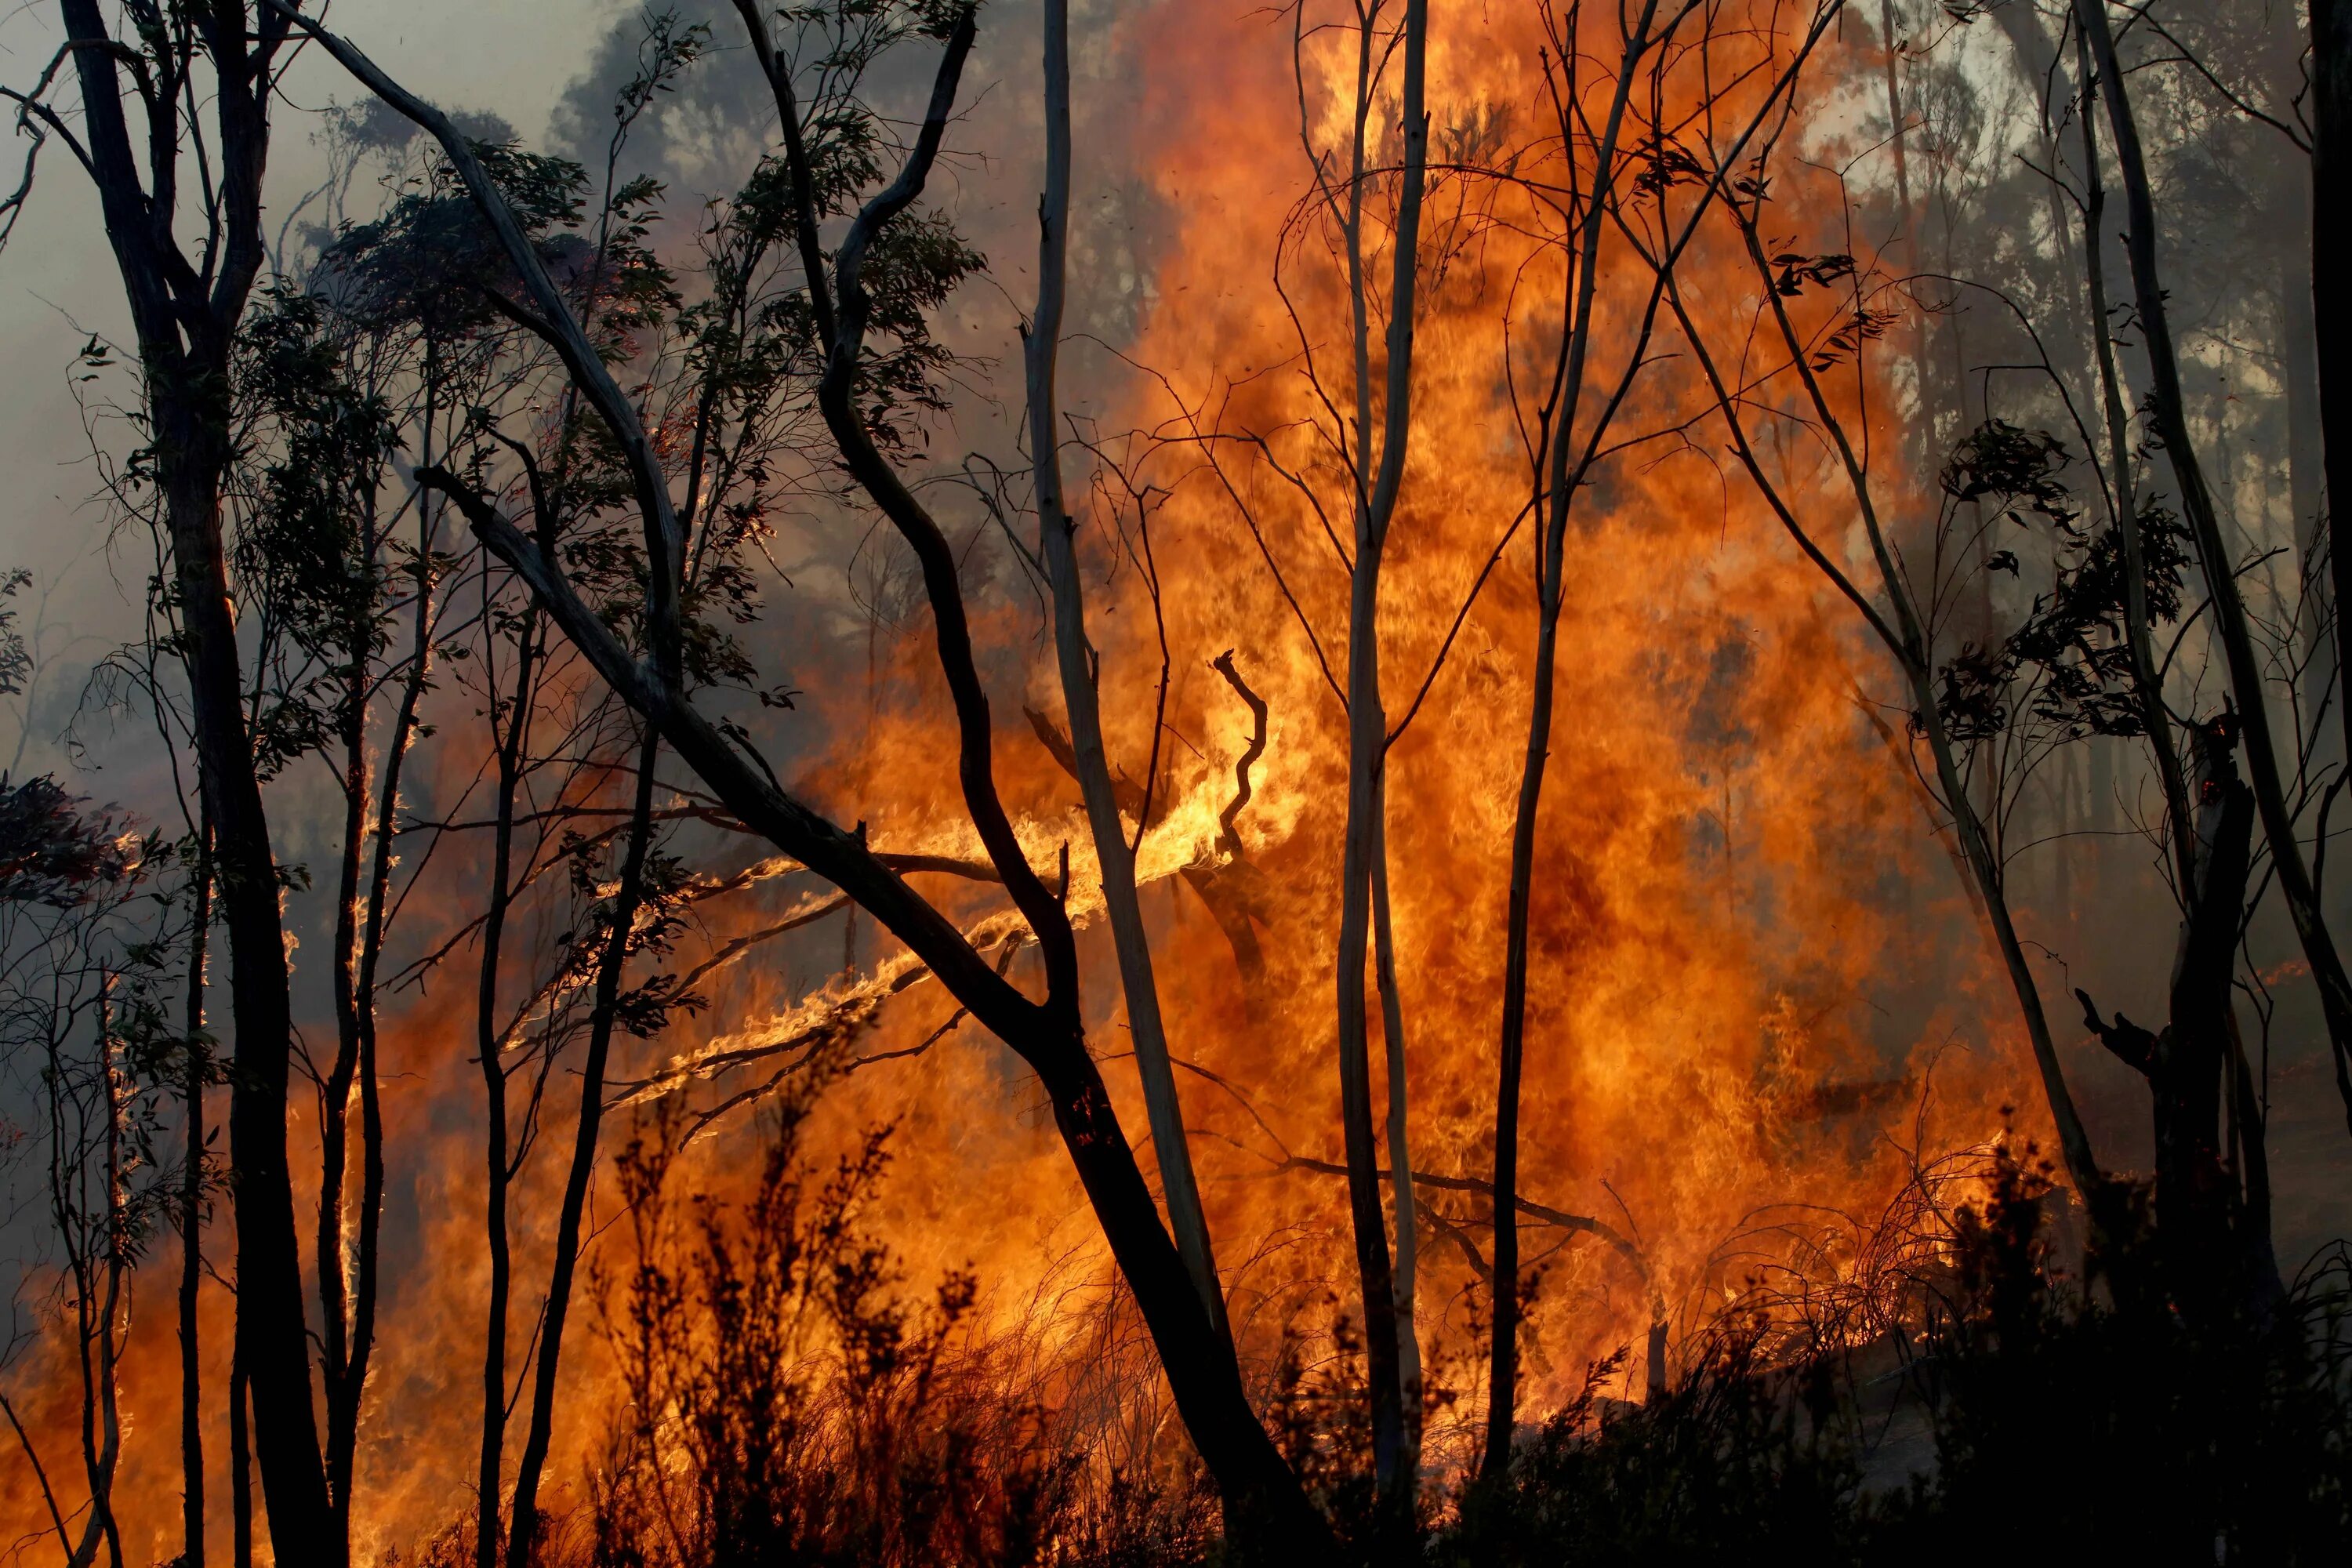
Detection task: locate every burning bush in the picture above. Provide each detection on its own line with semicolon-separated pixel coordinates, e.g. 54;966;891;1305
1437;1156;2352;1565
562;1106;1216;1568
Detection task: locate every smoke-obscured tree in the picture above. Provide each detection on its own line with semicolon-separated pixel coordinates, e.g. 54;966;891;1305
0;5;339;1556
1643;0;2107;1200
271;0;1347;1547
0;779;179;1566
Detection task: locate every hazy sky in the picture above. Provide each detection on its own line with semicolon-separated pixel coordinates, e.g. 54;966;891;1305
0;2;623;780
0;0;1109;793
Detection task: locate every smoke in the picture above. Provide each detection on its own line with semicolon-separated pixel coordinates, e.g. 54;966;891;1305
0;2;2349;1560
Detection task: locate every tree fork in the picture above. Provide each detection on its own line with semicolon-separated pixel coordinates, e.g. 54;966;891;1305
1028;0;1226;1336
56;3;338;1553
2078;0;2352;1137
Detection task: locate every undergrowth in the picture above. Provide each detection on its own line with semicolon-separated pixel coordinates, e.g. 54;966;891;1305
397;1134;2351;1567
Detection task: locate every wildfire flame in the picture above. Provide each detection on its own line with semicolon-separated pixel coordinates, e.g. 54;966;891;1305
0;2;2060;1559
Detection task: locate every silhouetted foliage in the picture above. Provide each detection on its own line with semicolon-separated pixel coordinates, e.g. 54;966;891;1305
576;1107;1211;1568
1433;1155;2352;1566
0;775;133;906
1930;419;2194;742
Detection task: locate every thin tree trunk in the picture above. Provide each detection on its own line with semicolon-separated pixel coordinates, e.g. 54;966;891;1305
1881;0;1929;411
1663;238;2105;1200
180;821;212;1568
96;1007;126;1568
56;983;125;1568
2310;0;2352;768
1486;510;1560;1476
1914;672;2101;1193
317;553;372;1538
58;6;336;1553
1027;0;1225;1335
1370;799;1419;1468
2278;175;2330;724
2078;0;2352;1134
332;347;441;1526
1485;0;1660;1476
1331;0;1428;1501
505;728;659;1568
475;611;540;1568
2071;24;2197;892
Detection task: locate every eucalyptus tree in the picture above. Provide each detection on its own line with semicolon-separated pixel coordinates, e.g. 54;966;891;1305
2074;0;2352;1136
1648;0;2107;1200
272;0;1339;1548
1316;0;1428;1500
0;4;338;1555
0;779;174;1567
1481;0;1702;1469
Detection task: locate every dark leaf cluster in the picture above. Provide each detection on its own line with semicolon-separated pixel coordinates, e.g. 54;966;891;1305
1771;249;1857;297
0;776;133;906
1928;422;2191;742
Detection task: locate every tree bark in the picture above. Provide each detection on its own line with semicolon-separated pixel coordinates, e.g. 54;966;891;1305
2310;0;2352;769
473;610;540;1568
2080;719;2284;1319
2069;23;2198;891
318;512;376;1538
56;5;336;1555
333;367;437;1527
1485;0;1661;1477
1328;0;1428;1501
1028;0;1225;1336
505;728;659;1568
1371;799;1420;1468
2078;0;2352;1136
180;822;211;1568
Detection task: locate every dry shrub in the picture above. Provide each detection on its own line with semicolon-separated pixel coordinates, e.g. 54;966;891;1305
571;1106;1214;1568
1436;1147;2352;1566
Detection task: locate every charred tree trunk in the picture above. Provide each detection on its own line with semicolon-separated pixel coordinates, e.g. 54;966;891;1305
2311;0;2352;769
2070;24;2198;890
1328;0;1429;1503
474;608;540;1568
1486;0;1663;1475
332;389;438;1529
504;728;659;1568
1371;797;1420;1468
318;543;373;1539
2079;718;2284;1321
57;5;335;1556
2078;0;2352;1136
2162;724;2258;1311
1028;0;1225;1337
180;822;211;1568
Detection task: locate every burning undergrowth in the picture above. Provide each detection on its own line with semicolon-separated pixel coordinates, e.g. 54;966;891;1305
2;0;2349;1562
